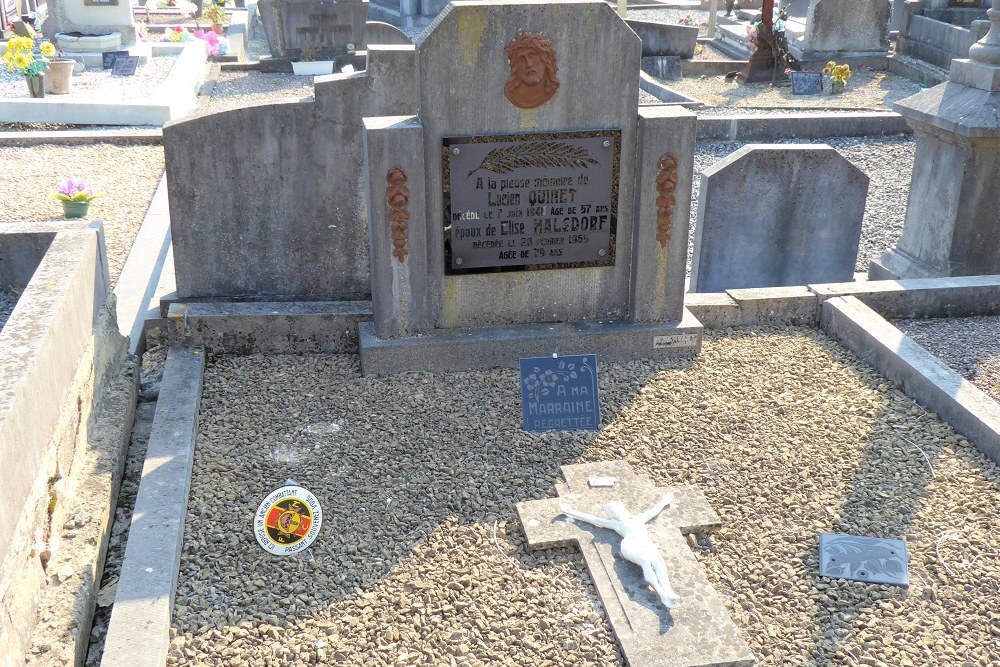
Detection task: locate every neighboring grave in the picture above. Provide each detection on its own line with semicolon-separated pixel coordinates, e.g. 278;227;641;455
162;43;416;300
516;461;755;667
690;144;868;293
360;0;702;374
258;0;368;60
872;0;1000;279
788;0;890;65
43;0;136;52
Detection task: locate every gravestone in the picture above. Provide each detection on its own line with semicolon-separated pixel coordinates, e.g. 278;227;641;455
258;0;368;60
690;144;868;293
359;0;702;374
42;0;136;50
163;43;416;300
516;461;755;667
789;0;890;64
872;0;1000;279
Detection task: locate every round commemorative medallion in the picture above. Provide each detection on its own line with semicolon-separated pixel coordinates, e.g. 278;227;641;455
254;485;323;556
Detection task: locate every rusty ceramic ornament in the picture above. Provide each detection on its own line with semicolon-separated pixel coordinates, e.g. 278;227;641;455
655;154;678;248
504;33;559;109
386;166;410;263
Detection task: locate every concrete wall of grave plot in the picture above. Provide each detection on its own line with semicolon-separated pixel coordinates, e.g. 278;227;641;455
163;46;415;300
898;14;989;69
625;19;698;58
413;0;643;329
0;222;128;667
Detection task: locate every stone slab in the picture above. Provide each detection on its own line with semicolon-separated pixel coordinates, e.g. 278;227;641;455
802;0;890;55
727;285;819;325
820;296;1000;465
113;174;171;355
695;112;911;141
163;301;372;354
101;347;206;667
517;460;754;667
626;19;699;57
358;309;703;375
810;275;1000;318
691;144;868;293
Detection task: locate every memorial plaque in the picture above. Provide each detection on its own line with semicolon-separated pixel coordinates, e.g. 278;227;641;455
819;534;908;586
445;131;619;272
111;56;140;77
520;354;601;432
790;71;822;95
102;50;130;69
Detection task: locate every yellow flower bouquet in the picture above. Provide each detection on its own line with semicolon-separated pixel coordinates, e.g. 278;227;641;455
822;60;852;91
3;36;55;78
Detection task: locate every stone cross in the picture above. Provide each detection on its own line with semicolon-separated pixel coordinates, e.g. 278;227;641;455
516;461;754;667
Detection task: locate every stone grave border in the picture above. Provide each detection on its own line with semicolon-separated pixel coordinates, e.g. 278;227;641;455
0;221;135;666
99;274;1000;667
0;42;207;127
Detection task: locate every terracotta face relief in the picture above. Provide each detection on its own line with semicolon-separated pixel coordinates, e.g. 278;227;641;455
504;33;559;109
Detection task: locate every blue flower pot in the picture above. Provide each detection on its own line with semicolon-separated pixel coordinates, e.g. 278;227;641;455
62;201;90;219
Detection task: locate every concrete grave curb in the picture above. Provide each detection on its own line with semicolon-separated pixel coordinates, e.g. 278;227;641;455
696;112;911;141
101;347;205;667
0;130;162;146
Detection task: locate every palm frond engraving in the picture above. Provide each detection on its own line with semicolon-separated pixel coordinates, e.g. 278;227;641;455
467;142;599;178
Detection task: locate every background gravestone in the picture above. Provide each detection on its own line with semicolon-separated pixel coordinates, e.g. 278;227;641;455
43;0;136;46
690;144;868;293
258;0;368;59
797;0;890;60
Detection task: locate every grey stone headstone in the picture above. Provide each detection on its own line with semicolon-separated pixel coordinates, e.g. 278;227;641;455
804;0;890;54
258;0;368;59
365;20;412;46
625;19;698;58
691;144;869;293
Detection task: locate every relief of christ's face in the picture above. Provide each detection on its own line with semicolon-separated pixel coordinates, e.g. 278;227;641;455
504;33;559;109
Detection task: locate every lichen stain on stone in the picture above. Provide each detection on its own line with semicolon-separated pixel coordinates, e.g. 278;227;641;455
519;107;537;130
441;275;461;327
457;8;487;69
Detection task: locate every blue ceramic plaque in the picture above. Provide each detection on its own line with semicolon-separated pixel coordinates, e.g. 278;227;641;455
520;354;600;432
790;71;823;95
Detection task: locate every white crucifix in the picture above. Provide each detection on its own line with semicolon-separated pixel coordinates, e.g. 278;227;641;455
516;460;755;667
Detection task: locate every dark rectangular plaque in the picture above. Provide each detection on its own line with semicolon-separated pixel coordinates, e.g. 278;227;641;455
948;0;982;6
111;56;139;77
84;0;119;5
790;71;822;95
520;354;600;432
445;131;618;271
102;50;129;69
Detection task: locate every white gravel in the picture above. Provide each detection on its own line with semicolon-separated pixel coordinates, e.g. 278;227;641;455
893;316;1000;404
0;143;165;284
0;55;178;101
165;328;1000;666
691;134;914;273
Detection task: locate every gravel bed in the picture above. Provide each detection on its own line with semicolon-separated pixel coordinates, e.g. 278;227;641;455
169;328;1000;666
0;290;19;331
0;55;178;101
893;316;1000;404
691;134;914;273
0;143;165;284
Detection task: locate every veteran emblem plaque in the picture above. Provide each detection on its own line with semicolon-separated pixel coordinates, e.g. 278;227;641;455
254;484;323;556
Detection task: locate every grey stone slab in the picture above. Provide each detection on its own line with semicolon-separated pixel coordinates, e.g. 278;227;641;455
810;275;1000;318
258;0;368;59
626;19;699;57
820;296;1000;465
803;0;890;54
414;0;641;330
101;347;206;667
162;301;372;354
112;174;171;356
691;144;868;293
366;20;412;46
632;106;697;324
696;112;911;142
727;285;819;325
517;461;754;667
358;309;703;375
819;534;909;586
641;55;682;81
164;44;415;301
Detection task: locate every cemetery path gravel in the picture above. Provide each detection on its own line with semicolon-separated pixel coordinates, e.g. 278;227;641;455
0;143;164;285
893;316;1000;405
169;328;1000;666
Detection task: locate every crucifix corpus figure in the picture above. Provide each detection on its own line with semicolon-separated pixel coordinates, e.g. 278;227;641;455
560;493;680;609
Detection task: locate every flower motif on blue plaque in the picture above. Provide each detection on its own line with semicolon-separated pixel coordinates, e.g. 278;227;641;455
520;354;600;432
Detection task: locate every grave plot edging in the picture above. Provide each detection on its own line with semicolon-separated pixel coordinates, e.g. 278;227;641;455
820;295;1000;465
101;347;206;667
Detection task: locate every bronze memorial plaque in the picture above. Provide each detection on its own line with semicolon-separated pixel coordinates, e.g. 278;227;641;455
445;131;619;272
